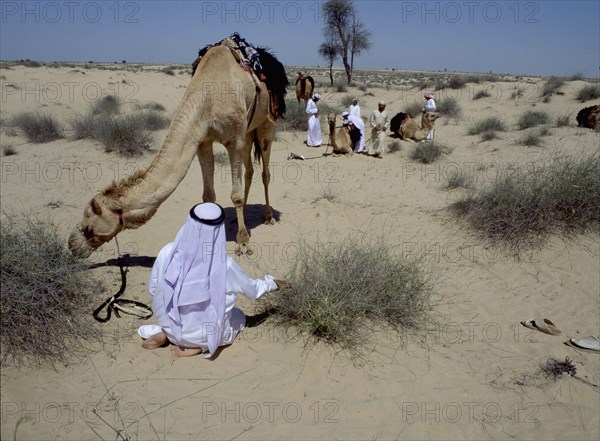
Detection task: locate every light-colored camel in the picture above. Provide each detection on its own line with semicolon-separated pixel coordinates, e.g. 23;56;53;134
327;113;353;156
295;72;314;104
69;42;287;258
396;111;440;142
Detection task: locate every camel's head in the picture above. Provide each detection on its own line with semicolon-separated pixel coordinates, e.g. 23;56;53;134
424;111;441;126
68;193;123;258
327;113;337;126
297;71;306;79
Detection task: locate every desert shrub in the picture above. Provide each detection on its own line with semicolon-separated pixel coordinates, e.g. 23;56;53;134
94;115;153;156
541;77;565;99
92;95;120;115
387;141;401;153
334;81;347;93
135;111;170;131
340;95;354;107
11;113;63;143
518;130;545;147
411;142;448;164
2;145;16;156
576;84;600;102
264;235;434;351
446;169;473;189
555;115;570;127
358;84;368;92
473;90;492;100
404;102;423;117
162;67;175;76
214;150;229;166
70;114;98;140
569;72;585;81
517;110;549;129
135;102;166;112
437;98;462;119
450;154;600;251
1;215;102;367
468;117;507;135
481;131;499;141
277;99;308;131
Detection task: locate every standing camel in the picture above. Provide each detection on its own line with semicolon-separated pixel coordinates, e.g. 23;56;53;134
69;40;288;258
295;72;314;104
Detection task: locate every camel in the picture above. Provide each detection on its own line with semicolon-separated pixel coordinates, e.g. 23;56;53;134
576;105;600;129
295;72;314;104
68;40;288;258
390;111;440;142
327;113;353;156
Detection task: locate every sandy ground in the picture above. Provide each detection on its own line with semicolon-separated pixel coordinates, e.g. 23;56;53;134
1;62;599;440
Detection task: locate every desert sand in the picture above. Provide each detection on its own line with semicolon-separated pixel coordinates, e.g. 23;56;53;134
1;62;599;440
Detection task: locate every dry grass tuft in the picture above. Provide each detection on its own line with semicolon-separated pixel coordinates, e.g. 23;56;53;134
1;214;103;367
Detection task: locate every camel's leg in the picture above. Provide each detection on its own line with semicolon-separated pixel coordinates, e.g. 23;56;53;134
242;131;255;217
198;141;216;202
255;123;276;224
226;136;251;255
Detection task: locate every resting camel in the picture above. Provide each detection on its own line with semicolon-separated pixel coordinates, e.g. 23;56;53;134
576;105;600;129
69;40;288;258
390;111;440;142
295;72;314;104
327;113;353;156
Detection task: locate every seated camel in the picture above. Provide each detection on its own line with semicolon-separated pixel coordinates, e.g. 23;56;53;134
327;113;353;156
390;111;440;142
576;105;600;129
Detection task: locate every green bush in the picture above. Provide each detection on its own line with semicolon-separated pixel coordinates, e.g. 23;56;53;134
411;142;449;164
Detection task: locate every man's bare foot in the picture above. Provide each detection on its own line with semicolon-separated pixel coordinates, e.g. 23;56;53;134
141;331;168;349
170;345;203;357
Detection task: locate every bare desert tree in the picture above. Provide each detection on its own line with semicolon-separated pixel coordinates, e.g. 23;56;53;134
321;0;372;84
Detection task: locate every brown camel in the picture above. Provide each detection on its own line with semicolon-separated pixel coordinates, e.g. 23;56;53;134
69;41;288;258
392;111;440;142
327;113;353;156
576;105;600;129
295;72;314;104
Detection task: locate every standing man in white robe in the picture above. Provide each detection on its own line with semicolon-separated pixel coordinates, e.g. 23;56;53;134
306;93;322;147
422;92;436;140
368;101;389;158
138;202;279;358
349;98;361;119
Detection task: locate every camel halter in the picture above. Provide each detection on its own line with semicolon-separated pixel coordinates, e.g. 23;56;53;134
92;236;153;323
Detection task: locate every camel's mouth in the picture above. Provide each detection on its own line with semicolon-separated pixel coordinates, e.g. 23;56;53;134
68;227;97;259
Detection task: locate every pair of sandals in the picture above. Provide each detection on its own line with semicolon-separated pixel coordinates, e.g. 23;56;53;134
520;318;599;352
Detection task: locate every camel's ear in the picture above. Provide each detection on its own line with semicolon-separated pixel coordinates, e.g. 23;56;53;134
90;198;102;215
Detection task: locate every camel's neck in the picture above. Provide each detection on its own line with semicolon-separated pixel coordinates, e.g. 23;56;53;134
118;92;209;227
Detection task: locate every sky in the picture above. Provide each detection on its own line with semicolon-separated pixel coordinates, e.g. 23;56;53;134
1;0;599;77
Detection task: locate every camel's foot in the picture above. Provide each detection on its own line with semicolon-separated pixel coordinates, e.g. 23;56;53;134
236;229;252;255
235;242;253;256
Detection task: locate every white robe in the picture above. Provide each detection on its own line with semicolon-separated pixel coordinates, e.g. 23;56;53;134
349;104;361;119
306;99;322;146
368;109;389;156
422;98;436;140
147;242;277;352
347;115;365;152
